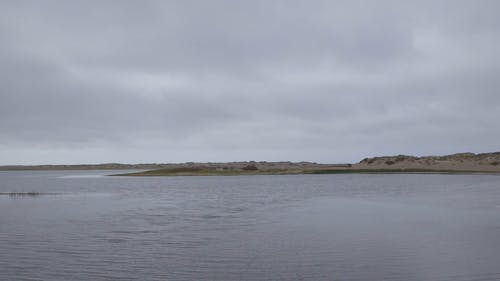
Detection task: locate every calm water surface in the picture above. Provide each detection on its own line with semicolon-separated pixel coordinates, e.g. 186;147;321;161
1;171;500;280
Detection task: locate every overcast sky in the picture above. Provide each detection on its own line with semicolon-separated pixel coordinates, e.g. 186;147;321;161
1;0;499;164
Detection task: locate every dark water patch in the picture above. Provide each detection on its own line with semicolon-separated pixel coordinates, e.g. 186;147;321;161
0;192;60;197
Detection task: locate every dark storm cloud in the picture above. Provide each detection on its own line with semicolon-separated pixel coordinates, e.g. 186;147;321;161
1;0;499;164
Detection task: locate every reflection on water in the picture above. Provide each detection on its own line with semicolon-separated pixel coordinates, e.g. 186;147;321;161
1;171;500;280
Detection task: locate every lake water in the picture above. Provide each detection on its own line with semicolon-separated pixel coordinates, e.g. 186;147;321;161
1;171;500;281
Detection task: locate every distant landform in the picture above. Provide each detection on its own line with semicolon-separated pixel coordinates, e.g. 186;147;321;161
1;152;500;176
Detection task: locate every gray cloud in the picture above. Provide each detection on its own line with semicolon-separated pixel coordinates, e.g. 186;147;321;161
1;0;499;164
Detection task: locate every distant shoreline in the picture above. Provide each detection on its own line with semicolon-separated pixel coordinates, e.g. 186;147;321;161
2;152;500;176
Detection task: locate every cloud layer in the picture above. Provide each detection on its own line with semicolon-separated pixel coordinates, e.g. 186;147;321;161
1;0;499;164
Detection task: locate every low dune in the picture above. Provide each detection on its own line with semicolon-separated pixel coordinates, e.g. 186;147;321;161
354;152;500;172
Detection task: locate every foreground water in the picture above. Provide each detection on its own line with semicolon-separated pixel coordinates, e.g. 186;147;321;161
1;171;500;281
